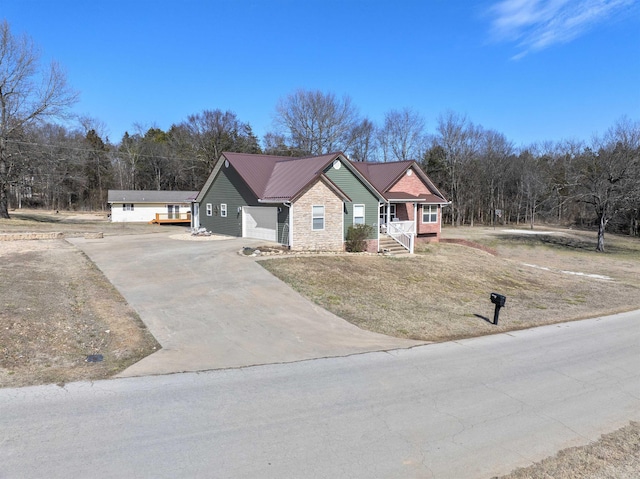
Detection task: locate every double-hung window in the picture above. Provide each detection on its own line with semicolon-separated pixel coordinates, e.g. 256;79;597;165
221;203;227;218
312;205;324;230
206;203;213;216
422;205;438;223
353;204;365;225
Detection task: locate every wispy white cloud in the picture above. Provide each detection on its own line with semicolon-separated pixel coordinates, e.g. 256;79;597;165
488;0;635;59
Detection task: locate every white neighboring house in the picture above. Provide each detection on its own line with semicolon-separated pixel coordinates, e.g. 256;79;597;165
108;190;199;223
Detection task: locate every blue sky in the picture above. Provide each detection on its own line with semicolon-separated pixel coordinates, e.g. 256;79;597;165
2;0;639;148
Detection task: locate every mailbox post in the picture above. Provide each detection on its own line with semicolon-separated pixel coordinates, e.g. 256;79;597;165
490;293;506;325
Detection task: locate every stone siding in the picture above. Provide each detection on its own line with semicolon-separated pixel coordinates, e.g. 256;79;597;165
292;180;344;251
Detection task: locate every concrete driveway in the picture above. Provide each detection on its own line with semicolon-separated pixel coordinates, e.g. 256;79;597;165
68;233;421;377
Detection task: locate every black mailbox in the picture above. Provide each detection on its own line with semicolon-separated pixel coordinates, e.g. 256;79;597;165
490;292;506;325
490;293;506;308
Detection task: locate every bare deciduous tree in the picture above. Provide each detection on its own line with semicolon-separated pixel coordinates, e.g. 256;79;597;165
0;20;78;218
377;107;426;162
434;111;483;226
348;118;376;162
175;109;260;173
274;89;360;156
573;117;640;251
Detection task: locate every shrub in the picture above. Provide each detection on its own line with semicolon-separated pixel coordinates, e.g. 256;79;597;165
345;224;373;252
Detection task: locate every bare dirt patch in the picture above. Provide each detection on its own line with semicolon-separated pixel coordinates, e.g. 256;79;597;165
1;234;160;388
0;210;187;388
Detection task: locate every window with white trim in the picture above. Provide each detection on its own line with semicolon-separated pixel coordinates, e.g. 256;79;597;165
123;203;134;211
353;204;365;225
422;204;438;223
206;203;212;216
221;203;227;218
312;205;324;230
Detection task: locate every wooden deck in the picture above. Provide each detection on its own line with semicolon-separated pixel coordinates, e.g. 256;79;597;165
149;213;191;224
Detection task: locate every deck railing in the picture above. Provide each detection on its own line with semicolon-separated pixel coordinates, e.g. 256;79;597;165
386;221;415;254
152;212;191;223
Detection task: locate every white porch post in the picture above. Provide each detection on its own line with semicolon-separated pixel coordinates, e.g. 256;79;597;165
386;202;391;231
412;202;417;254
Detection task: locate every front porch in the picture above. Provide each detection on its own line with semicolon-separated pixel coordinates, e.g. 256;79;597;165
378;201;442;254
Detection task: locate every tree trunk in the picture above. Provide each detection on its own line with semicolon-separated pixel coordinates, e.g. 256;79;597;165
596;215;606;252
0;139;11;219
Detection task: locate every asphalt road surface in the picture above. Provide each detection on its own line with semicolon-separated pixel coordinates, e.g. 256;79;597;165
2;310;639;479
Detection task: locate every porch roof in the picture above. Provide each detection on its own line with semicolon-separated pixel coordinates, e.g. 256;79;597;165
385;192;450;204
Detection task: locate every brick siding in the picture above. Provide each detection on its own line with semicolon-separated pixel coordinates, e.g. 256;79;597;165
388;168;441;240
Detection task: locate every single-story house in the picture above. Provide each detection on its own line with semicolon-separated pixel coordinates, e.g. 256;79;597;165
108;190;198;223
192;152;448;253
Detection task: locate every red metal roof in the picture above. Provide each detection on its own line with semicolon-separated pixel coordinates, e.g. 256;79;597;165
351;161;413;192
262;154;337;201
351;160;448;203
215;152;447;204
222;152;291;198
222;152;344;202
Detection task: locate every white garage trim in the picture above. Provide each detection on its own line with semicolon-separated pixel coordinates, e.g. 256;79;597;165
242;206;278;242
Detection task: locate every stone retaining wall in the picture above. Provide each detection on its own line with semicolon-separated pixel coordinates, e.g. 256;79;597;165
0;232;65;241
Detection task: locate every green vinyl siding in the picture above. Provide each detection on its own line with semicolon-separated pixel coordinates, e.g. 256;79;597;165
199;162;290;244
199;164;256;237
324;163;379;239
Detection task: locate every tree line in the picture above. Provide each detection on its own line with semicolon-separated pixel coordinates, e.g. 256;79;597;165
1;20;639;251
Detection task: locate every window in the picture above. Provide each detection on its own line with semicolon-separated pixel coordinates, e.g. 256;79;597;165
312;205;324;230
206;203;212;216
422;205;438;223
353;204;365;225
123;203;134;211
221;203;227;218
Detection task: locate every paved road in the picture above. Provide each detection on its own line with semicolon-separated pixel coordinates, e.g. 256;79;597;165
2;310;639;478
67;233;421;377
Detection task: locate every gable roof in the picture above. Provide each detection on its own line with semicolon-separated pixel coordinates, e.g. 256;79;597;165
196;151;384;204
108;190;198;204
350;160;448;204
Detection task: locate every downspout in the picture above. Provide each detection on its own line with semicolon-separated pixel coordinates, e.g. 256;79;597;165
284;201;292;249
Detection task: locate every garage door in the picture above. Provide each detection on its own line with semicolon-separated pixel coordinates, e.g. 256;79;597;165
242;206;278;242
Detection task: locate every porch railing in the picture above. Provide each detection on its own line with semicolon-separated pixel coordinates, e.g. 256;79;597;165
387;220;415;254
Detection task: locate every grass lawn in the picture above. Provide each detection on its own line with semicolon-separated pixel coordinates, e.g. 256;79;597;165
260;226;640;342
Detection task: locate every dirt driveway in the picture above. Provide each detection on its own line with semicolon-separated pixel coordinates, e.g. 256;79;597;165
68;233;420;377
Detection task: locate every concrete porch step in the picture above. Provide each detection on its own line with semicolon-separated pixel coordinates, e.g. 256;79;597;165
379;236;410;255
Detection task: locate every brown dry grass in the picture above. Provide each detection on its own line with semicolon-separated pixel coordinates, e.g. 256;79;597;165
260;228;640;342
494;421;640;479
0;208;176;236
